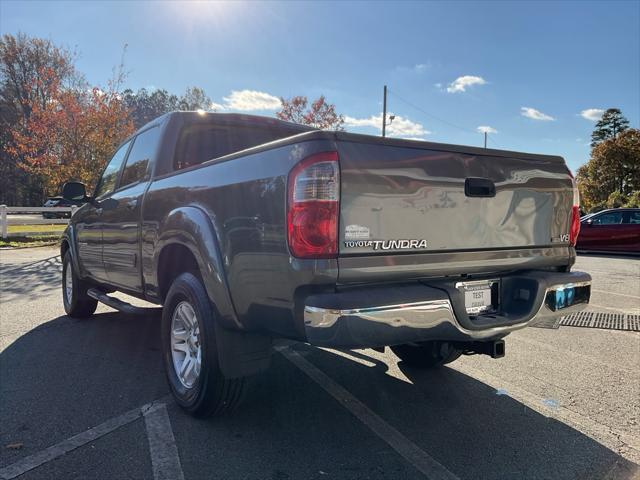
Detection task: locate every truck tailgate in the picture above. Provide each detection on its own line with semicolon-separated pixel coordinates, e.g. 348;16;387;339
336;136;574;282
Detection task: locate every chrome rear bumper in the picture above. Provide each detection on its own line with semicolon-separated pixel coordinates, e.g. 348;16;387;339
303;271;591;348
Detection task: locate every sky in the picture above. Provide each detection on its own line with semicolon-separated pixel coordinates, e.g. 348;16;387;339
1;0;639;172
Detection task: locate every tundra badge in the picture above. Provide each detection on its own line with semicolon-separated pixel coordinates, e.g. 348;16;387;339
343;239;428;250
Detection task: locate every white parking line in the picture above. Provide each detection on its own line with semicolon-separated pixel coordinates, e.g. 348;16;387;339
143;403;185;480
277;346;460;480
0;396;174;480
589;303;639;314
0;405;144;480
592;289;640;301
450;363;640;465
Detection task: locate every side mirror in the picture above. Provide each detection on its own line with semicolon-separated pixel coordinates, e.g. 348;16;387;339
585;219;593;226
62;182;87;202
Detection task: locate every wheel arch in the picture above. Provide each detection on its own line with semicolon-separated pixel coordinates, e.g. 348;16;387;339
154;207;271;379
152;206;240;330
60;226;82;277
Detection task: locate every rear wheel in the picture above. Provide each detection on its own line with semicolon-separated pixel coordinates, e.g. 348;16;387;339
391;341;462;368
161;272;244;417
62;251;98;318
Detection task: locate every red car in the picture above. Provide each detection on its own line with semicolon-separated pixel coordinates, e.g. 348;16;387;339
576;208;640;253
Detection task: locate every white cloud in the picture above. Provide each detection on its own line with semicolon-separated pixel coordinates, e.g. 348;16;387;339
520;107;555;121
209;101;227;111
414;63;428;73
446;75;487;93
580;108;604;121
477;125;498;134
221;90;281;111
344;113;431;138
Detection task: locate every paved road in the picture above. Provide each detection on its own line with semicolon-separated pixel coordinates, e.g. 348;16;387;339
0;247;638;480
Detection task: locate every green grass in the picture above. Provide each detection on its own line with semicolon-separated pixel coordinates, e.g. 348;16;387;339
1;224;64;248
0;235;60;248
7;224;66;234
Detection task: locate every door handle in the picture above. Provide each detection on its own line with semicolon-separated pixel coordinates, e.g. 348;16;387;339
95;208;103;215
126;199;138;210
465;177;496;198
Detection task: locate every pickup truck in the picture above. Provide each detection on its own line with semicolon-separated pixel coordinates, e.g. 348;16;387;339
60;111;592;417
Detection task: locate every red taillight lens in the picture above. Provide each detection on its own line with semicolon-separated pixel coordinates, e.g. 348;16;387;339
570;205;580;246
287;151;339;259
569;174;581;246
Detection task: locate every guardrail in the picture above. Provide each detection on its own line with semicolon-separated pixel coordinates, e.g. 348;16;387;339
0;205;77;239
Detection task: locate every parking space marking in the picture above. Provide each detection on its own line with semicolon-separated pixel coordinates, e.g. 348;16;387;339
450;363;640;465
278;346;460;480
143;403;185;480
592;289;640;300
0;404;145;480
588;303;639;314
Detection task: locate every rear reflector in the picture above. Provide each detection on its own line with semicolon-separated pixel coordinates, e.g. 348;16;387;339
287;151;339;258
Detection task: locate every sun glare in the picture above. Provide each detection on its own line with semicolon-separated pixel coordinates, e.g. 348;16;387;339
164;0;240;26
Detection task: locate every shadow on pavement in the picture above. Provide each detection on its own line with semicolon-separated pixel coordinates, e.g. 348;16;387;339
0;256;63;302
577;252;640;260
171;343;640;480
0;310;167;468
1;310;638;480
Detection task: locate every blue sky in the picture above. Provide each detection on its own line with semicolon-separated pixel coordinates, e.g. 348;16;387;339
2;0;639;171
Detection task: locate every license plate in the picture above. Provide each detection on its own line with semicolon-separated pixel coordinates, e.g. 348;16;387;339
461;281;497;314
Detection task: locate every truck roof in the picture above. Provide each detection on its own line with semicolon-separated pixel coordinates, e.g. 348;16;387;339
134;111;315;137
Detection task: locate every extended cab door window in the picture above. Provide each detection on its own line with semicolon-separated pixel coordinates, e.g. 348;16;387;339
94;141;131;199
119;126;161;189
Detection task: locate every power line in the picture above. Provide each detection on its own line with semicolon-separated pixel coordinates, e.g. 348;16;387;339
387;87;501;148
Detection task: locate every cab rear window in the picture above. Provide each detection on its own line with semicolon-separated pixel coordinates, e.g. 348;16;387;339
173;124;301;171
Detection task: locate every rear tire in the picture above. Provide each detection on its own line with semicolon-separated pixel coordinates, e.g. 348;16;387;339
391;341;462;368
62;251;98;318
161;272;244;417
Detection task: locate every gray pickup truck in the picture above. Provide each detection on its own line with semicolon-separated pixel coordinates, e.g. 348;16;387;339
60;111;591;417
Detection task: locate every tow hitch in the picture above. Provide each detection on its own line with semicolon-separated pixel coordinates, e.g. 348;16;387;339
455;339;505;359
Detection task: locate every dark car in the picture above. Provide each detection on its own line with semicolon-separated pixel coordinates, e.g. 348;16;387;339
576;208;640;253
42;196;80;219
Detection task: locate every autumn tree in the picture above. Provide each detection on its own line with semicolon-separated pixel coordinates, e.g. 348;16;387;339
0;33;84;205
276;95;344;130
591;108;630;147
8;68;135;196
577;127;640;211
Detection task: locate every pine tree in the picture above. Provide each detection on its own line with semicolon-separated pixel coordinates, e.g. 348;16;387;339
591;108;630;147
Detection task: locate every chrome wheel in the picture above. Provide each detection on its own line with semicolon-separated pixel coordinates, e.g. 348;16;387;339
64;260;73;305
170;301;201;388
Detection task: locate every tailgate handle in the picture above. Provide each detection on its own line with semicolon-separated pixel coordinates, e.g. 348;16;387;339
465;177;496;198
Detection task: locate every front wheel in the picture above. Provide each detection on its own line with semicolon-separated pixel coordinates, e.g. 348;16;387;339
62;251;98;318
391;341;462;368
161;272;244;417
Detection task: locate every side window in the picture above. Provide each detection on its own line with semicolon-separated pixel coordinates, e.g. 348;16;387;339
94;141;131;199
626;212;640;224
120;126;161;188
592;212;623;225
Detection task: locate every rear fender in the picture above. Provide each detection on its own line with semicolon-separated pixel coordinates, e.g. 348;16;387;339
153;206;272;377
152;206;239;329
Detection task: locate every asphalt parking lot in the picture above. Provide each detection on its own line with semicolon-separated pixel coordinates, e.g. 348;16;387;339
0;247;638;480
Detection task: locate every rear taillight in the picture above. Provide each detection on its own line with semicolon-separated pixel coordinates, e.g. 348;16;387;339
569;174;581;246
287;151;339;259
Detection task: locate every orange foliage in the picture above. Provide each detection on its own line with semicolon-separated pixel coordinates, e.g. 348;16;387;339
8;66;134;196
